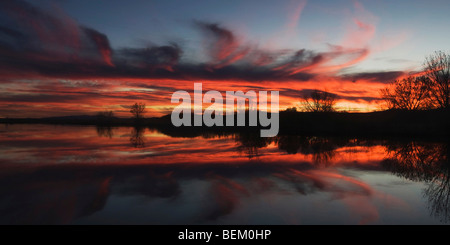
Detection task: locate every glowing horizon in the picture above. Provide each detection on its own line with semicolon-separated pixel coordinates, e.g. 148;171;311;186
1;0;449;118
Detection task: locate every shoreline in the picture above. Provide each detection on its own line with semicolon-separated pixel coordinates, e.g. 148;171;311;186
1;109;449;140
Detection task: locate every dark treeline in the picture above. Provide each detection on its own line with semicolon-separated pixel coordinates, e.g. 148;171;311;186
151;109;450;138
1;109;450;138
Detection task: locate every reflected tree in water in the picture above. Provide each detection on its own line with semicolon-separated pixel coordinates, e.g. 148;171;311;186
298;136;340;165
96;110;115;138
96;126;114;138
234;133;274;159
425;169;450;223
382;141;450;222
383;142;446;181
276;136;347;164
130;126;146;148
233;133;350;164
276;135;303;154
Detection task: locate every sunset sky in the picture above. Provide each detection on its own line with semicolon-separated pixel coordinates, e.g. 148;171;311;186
1;0;450;117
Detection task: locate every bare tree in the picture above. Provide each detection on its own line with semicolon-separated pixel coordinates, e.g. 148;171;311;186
380;76;432;110
96;110;115;125
130;102;146;119
301;90;337;112
424;51;450;109
97;110;114;118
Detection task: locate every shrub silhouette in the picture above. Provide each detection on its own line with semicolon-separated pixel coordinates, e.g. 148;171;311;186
130;102;146;119
301;90;337;112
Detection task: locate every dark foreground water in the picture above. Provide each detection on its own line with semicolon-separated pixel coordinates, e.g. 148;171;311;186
0;124;449;225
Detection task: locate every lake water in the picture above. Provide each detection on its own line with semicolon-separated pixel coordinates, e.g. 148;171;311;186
0;124;449;225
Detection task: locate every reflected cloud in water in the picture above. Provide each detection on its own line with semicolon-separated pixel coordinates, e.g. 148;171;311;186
0;124;449;224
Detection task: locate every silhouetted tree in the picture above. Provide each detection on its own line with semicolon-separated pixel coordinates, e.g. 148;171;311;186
380;76;432;110
424;51;450;109
301;90;337;112
130;102;146;119
285;107;298;112
96;110;115;125
97;110;114;118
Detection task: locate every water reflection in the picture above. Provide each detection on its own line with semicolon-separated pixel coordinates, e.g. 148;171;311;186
276;136;346;164
234;133;273;158
0;124;449;224
382;141;450;223
96;126;114;138
130;126;146;148
0;161;380;224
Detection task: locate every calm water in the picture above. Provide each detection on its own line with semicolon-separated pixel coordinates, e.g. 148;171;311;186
0;124;449;225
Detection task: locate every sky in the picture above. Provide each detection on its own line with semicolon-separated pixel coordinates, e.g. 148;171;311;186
1;0;450;117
